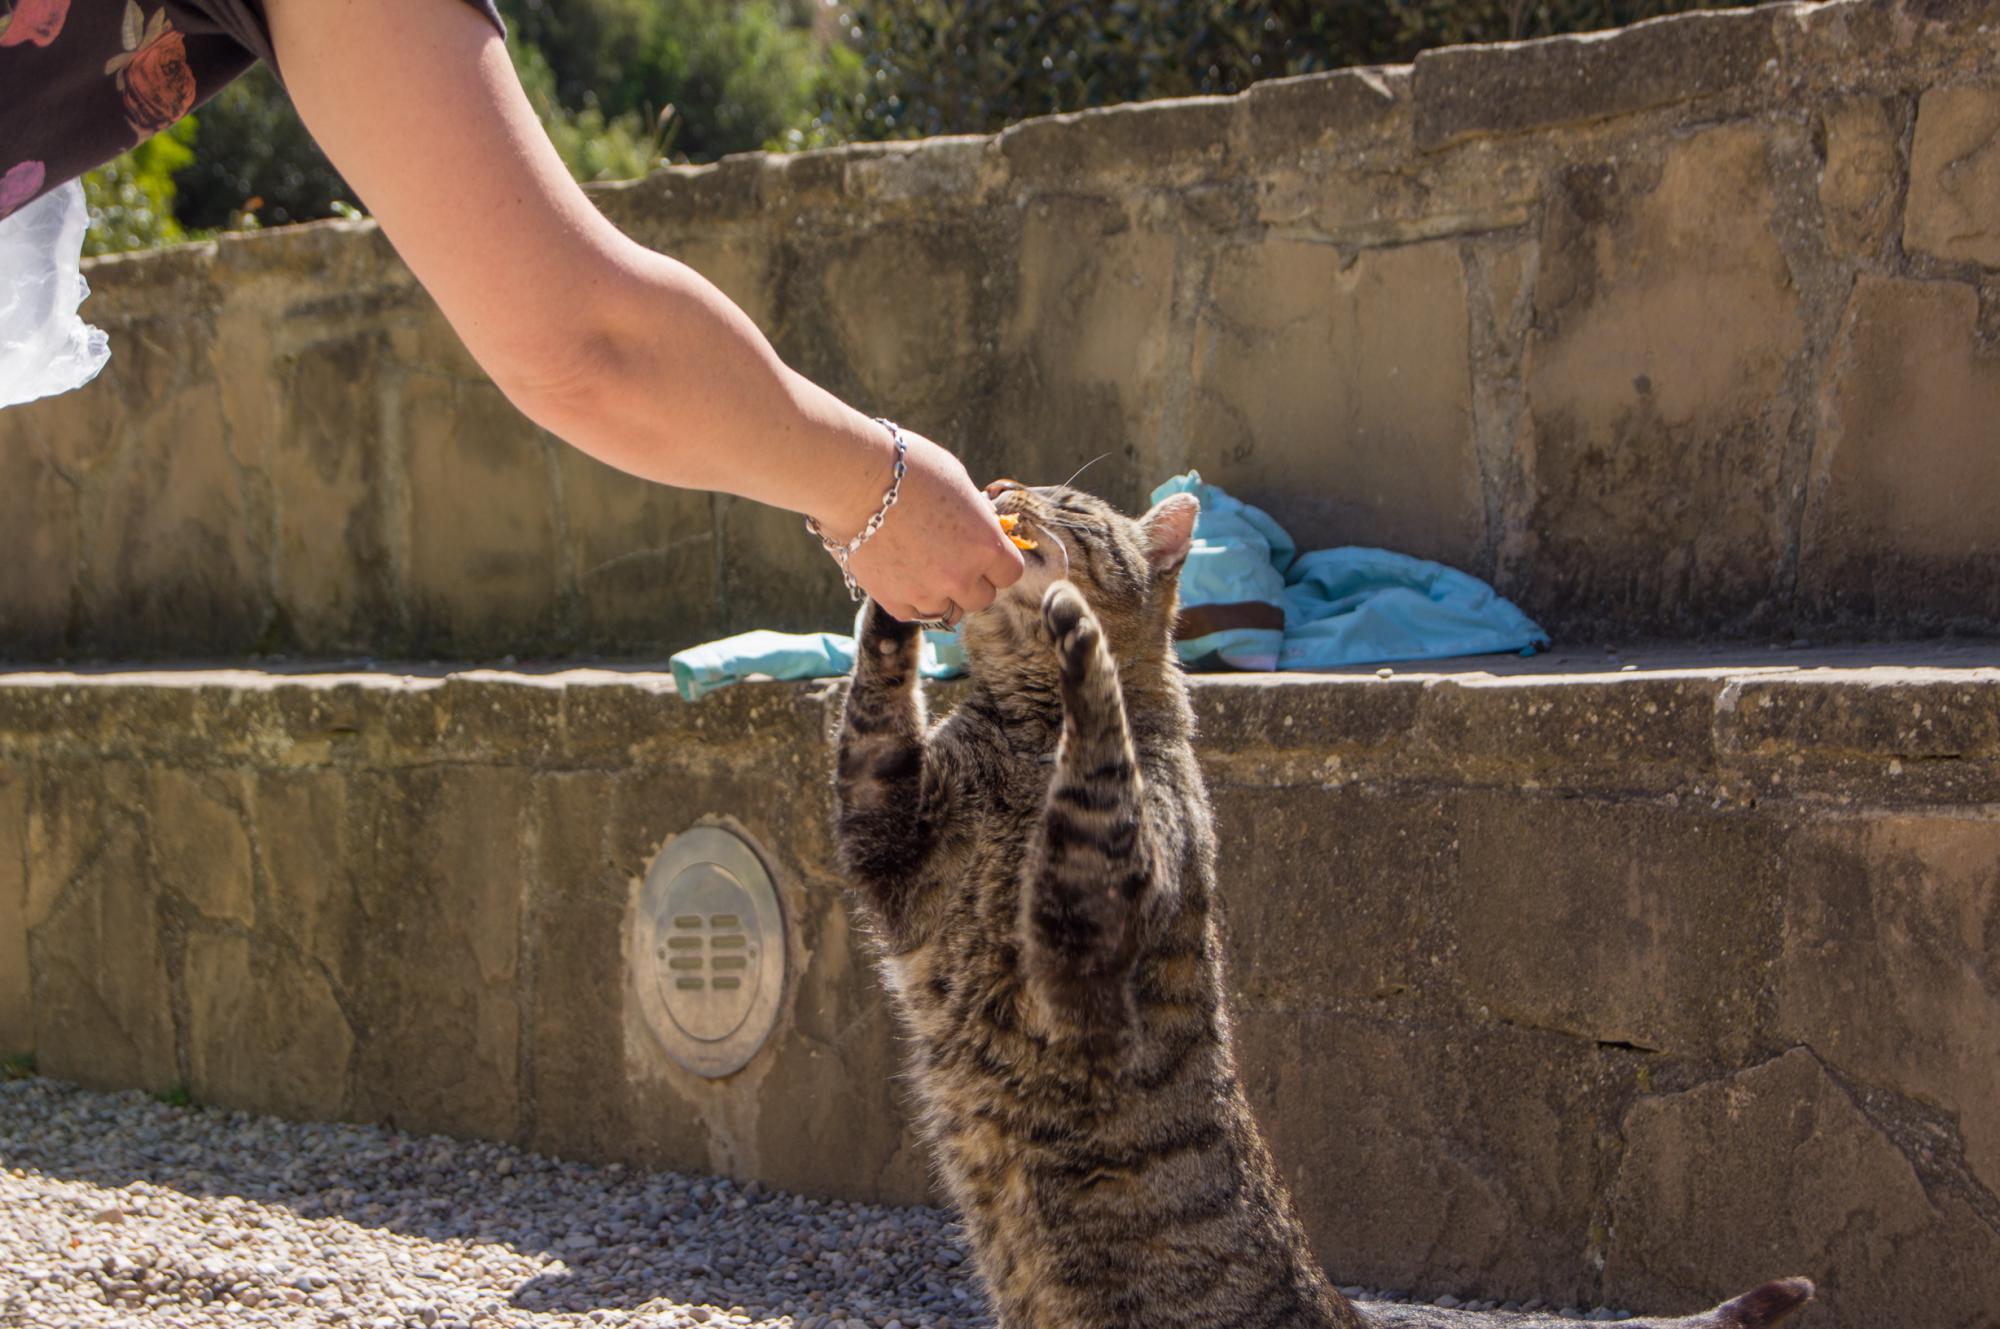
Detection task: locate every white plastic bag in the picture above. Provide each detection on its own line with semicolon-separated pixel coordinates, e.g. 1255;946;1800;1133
0;179;111;409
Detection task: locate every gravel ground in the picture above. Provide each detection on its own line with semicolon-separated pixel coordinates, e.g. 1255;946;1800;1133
1;1076;1634;1328
0;1077;988;1329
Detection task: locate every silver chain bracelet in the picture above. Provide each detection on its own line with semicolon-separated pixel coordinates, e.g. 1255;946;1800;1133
806;418;908;602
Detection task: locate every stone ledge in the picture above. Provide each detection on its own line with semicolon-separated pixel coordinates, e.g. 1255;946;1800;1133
1410;5;1781;150
4;646;1993;797
3;646;1997;1326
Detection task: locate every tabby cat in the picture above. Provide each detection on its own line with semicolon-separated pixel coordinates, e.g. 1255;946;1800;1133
831;481;1813;1329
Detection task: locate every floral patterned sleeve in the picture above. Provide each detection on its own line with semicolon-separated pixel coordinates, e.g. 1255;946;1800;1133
0;0;507;221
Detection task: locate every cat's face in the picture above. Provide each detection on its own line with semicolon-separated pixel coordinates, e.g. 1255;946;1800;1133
964;480;1198;669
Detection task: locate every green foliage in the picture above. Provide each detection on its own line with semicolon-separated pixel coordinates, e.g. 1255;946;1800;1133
171;66;353;232
75;0;1750;255
510;38;659;183
80;118;197;258
0;1052;34;1081
498;0;859;161
151;1083;198;1109
826;0;1756;140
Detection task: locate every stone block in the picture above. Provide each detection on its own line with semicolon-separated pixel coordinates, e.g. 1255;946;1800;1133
1412;7;1778;149
1607;1048;2000;1327
252;768;361;976
402;375;561;656
186;931;354;1119
269;331;396;652
1189;239;1481;562
1717;672;2000;763
1450;793;1782;1060
1818;96;1904;259
1905;84;2000;268
1212;785;1453;1010
1237;1009;1627;1305
715;494;850;639
1000;96;1236;188
1240;67;1407;161
27;820;177;1091
842;137;992;209
1510;124;1805;635
343;768;525;1141
523;773;641;1162
982;197;1181;510
148;769;254;928
555;445;720;653
1801;275;2000;629
556;672;709;766
0;405;88;656
76;379;268;655
812;221;984;424
1776;814;2000;1193
752;894;928;1205
25;761;145;933
0;771;28;1052
1413;675;1721;788
1193;675;1423;777
1256;134;1539;250
432;675;564;766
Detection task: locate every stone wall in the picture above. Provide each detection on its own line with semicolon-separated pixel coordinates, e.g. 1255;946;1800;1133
4;659;1998;1328
4;0;2000;659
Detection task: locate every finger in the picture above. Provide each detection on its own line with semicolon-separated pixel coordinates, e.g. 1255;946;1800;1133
952;576;998;616
986;536;1027;588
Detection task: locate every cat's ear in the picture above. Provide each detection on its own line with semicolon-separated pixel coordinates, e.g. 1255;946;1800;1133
1139;493;1199;576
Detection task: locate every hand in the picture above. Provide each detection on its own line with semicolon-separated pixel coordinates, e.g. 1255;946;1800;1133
827;431;1025;625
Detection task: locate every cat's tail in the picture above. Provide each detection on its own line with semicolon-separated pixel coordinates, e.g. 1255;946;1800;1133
1355;1276;1814;1327
1692;1277;1815;1327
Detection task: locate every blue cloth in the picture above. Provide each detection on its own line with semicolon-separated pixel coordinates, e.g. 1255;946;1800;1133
666;473;1545;699
670;624;965;701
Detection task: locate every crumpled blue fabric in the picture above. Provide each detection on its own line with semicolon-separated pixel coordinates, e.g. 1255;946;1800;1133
1152;471;1547;671
670;622;966;701
666;472;1545;699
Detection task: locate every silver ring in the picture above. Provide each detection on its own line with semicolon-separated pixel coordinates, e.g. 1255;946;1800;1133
915;599;961;632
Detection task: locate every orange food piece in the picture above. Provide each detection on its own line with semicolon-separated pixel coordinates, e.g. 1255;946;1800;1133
996;512;1039;550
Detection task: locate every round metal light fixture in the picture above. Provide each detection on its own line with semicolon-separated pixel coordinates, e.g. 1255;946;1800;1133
633;825;786;1079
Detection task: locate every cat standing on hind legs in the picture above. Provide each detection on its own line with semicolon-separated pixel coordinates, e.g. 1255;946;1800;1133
832;480;1814;1329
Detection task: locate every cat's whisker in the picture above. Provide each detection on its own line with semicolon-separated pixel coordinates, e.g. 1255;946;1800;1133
1058;452;1113;490
1020;514;1071;578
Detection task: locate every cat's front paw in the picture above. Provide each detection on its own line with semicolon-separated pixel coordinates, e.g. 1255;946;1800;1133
1041;581;1101;678
857;598;922;679
861;598;921;650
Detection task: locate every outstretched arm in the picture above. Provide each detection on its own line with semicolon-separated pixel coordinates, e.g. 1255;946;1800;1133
262;0;1022;623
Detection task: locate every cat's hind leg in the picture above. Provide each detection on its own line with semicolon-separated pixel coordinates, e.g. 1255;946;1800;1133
1022;580;1154;1053
834;600;939;941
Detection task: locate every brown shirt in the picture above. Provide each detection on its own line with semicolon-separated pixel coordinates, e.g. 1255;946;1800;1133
0;0;505;220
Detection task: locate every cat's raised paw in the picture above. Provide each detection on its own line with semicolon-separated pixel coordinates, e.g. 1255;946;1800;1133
1041;581;1099;671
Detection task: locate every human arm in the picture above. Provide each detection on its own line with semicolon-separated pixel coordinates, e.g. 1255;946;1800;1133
261;0;1022;621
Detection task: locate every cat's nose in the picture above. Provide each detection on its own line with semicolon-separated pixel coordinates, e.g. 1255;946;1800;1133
985;478;1022;500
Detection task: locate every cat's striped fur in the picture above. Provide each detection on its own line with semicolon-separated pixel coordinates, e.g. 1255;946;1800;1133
832;482;1812;1329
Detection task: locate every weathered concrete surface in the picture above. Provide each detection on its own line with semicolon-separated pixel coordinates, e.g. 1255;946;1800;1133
3;657;1998;1327
4;0;2000;657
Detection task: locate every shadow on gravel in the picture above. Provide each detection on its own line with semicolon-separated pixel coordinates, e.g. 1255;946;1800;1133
0;1078;987;1324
